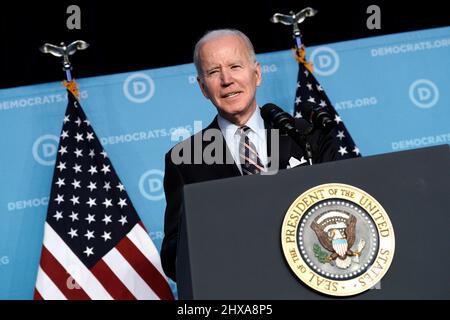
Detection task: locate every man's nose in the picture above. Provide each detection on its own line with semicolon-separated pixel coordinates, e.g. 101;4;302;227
220;69;234;86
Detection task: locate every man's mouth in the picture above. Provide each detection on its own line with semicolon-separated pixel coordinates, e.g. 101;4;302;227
222;91;241;98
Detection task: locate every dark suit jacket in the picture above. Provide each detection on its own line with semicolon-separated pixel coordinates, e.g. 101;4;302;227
161;113;338;281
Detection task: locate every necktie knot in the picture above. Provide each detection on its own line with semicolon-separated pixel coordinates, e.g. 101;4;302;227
239;125;251;135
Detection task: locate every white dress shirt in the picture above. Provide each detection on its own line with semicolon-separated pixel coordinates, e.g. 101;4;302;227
217;107;268;174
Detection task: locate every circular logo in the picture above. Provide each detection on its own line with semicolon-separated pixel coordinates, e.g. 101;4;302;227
32;134;59;166
123;73;155;103
139;169;165;201
281;183;395;296
409;79;439;109
170;127;191;142
309;47;340;76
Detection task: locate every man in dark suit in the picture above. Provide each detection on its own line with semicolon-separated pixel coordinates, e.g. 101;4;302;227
161;29;338;281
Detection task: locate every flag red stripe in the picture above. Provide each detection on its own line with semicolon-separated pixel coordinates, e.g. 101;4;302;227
138;221;147;231
91;259;136;300
39;246;91;300
116;236;174;300
34;289;43;300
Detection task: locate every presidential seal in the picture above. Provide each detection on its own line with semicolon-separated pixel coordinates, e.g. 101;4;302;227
281;183;395;296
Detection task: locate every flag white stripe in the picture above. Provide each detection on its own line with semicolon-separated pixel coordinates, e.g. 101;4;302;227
42;222;112;300
103;247;159;300
127;224;166;277
35;266;67;300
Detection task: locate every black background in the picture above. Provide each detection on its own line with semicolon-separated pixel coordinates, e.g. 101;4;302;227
1;0;448;89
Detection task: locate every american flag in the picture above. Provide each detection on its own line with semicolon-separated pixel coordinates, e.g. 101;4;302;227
34;90;174;300
293;46;361;159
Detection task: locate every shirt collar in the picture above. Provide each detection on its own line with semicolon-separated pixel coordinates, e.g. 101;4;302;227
217;106;265;139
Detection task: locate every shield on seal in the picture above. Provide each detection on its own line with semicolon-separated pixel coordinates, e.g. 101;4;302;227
332;238;348;257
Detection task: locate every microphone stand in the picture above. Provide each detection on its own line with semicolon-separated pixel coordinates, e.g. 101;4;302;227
294;131;313;166
285;124;314;166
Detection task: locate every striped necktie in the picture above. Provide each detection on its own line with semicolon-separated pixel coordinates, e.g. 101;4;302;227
238;126;265;175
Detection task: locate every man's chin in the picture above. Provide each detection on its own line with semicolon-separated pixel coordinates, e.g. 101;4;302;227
217;105;256;125
218;107;244;118
220;102;255;115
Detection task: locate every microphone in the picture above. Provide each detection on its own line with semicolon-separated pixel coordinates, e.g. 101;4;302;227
260;103;297;136
301;101;335;132
260;103;313;164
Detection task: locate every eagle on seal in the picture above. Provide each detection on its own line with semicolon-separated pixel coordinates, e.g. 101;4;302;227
310;211;362;262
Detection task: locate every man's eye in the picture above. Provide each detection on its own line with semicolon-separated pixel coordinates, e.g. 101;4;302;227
231;65;242;69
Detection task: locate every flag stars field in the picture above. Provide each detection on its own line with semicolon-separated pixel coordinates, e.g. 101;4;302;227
294;46;361;161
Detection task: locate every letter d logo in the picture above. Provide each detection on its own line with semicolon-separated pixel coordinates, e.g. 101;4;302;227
123;73;155;103
309;47;340;76
409;79;439;109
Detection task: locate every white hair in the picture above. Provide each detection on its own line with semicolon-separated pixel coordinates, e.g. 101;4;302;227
193;29;257;76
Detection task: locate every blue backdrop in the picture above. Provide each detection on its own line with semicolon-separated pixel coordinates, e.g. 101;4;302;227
0;26;449;299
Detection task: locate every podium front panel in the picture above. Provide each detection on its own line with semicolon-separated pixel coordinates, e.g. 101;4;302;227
178;145;450;299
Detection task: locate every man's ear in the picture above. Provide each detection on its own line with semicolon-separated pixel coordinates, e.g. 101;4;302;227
255;62;262;87
197;76;210;99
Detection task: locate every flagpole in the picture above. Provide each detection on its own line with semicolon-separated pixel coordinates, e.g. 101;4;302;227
291;14;302;50
63;51;73;82
271;8;317;165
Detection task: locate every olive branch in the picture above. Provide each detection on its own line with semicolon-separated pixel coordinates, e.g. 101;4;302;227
313;243;329;264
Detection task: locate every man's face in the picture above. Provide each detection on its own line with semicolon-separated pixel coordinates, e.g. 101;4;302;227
197;35;262;125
